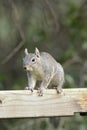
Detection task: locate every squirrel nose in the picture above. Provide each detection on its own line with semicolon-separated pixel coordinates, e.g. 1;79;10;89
23;66;27;70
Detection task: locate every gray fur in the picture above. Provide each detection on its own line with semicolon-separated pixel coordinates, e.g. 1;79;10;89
23;48;64;96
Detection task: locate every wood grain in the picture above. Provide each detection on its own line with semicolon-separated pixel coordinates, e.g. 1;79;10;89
0;88;87;118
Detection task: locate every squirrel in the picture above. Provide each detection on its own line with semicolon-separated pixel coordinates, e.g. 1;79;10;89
23;48;64;96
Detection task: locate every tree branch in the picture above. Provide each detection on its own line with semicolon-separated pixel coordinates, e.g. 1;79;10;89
1;0;25;64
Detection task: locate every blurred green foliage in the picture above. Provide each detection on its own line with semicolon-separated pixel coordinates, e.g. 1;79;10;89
0;0;87;130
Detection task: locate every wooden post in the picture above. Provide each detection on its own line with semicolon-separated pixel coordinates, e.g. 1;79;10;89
0;88;87;118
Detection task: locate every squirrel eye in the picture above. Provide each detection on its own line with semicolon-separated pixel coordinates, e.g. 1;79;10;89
32;58;35;62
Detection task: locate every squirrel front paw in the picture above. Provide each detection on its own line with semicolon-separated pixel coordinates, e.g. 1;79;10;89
25;86;34;93
37;88;43;96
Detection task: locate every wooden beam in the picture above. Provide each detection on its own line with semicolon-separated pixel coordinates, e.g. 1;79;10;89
0;88;87;118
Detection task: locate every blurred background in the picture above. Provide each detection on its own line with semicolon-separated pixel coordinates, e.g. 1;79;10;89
0;0;87;130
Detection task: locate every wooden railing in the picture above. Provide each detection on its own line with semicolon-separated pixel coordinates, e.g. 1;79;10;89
0;88;87;118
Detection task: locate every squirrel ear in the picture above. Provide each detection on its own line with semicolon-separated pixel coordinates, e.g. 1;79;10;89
24;48;29;55
35;48;40;57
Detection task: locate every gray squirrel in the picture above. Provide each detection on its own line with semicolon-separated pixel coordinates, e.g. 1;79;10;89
23;48;64;96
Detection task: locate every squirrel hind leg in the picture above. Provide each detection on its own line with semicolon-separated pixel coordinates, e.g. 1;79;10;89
56;81;64;95
56;86;62;94
56;76;64;94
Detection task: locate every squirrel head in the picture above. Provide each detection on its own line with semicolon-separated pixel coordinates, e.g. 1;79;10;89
23;48;41;71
